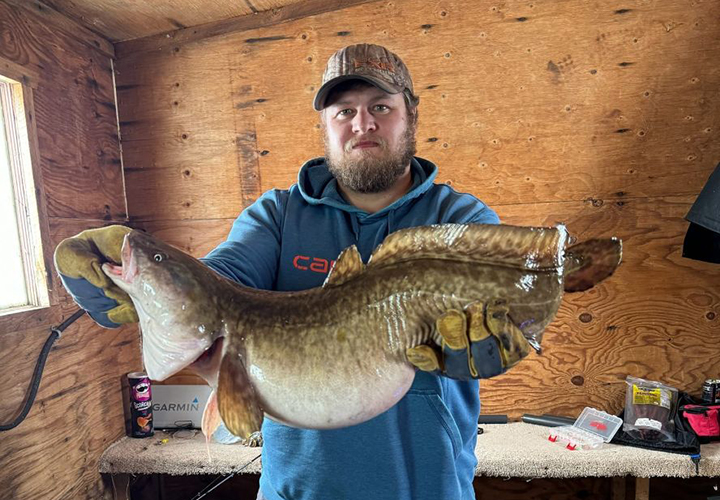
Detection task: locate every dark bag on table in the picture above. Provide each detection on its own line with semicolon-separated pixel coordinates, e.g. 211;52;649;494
611;391;702;473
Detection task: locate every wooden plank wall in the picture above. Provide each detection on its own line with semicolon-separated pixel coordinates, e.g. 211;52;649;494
115;0;720;419
0;3;142;500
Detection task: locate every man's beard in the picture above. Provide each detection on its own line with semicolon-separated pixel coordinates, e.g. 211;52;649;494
324;121;417;194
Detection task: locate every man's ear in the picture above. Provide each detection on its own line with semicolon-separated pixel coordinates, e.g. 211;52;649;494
409;106;418;125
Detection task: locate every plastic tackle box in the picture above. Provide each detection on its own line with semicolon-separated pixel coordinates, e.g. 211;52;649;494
547;407;623;451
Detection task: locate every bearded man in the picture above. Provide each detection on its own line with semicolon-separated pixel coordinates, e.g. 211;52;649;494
56;44;530;500
207;43;505;500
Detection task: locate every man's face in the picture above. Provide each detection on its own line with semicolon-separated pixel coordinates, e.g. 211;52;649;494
322;84;416;194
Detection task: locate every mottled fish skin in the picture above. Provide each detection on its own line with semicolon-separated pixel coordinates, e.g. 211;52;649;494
103;224;621;438
225;259;565;431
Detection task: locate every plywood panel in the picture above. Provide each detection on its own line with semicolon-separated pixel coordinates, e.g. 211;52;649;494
0;5;136;500
43;0;371;43
114;0;381;53
0;2;127;221
2;0;114;57
35;72;126;220
482;195;720;417
1;2;111;84
137;218;234;258
45;0;253;42
116;0;720;220
0;319;139;500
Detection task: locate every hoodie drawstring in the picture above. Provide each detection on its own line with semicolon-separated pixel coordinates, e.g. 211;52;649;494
349;213;361;240
386;210;396;237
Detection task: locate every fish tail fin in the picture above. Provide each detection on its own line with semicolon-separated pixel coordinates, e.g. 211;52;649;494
563;238;622;292
217;353;264;440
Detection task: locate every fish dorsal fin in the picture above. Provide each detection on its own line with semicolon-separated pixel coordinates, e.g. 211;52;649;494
368;223;569;271
323;245;365;287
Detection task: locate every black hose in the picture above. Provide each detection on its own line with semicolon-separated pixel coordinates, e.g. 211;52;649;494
0;308;86;431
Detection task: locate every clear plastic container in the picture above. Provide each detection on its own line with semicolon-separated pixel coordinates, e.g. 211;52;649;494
547;407;623;451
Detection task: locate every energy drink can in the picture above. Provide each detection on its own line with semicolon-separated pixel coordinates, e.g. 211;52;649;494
128;372;154;438
701;379;717;404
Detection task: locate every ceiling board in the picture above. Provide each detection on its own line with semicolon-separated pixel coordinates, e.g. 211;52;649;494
43;0;314;42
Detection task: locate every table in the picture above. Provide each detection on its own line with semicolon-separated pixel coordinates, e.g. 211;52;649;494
100;423;720;500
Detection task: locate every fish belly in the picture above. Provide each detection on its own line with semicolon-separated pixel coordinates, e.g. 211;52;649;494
246;348;416;429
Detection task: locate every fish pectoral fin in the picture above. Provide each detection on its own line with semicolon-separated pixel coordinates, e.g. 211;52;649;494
563;238;623;292
217;354;263;440
323;244;364;287
201;390;222;439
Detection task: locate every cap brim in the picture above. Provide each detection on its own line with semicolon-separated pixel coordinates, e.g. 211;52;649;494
313;75;402;111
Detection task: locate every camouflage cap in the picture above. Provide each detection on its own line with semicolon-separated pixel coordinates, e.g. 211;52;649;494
313;44;419;111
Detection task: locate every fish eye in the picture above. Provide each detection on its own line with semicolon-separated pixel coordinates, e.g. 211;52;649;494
154;253;164;262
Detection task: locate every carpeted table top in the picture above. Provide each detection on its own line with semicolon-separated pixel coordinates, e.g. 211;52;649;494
99;423;720;478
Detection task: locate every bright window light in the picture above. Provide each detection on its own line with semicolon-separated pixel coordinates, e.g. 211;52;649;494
0;75;49;313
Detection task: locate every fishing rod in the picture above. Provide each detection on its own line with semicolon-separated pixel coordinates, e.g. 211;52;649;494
190;453;262;500
0;308;86;431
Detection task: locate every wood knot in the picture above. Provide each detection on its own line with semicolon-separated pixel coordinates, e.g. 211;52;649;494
571;375;585;386
707;312;716;320
579;313;593;323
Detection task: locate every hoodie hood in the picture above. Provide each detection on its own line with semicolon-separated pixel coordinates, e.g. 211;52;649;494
296;156;438;220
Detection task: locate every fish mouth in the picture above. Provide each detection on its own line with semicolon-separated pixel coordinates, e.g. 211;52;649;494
102;234;138;284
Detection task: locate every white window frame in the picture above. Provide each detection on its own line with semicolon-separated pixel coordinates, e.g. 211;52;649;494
0;73;49;315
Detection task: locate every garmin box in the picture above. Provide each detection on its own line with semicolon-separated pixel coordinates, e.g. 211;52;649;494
150;385;213;429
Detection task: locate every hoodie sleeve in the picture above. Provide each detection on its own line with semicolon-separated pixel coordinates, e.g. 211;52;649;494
200;189;287;290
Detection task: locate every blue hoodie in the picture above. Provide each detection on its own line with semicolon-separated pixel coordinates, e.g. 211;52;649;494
201;156;500;500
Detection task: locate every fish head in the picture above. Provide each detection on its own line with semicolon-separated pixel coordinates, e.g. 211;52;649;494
103;230;226;382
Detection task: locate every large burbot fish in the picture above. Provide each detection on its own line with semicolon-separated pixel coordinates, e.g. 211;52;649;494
102;224;621;439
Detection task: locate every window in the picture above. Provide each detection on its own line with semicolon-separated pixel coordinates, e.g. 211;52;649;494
0;74;48;313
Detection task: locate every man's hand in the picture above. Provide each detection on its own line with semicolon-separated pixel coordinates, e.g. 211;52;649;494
406;300;532;380
54;225;138;327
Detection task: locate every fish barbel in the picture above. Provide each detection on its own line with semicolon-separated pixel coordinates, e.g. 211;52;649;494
102;223;621;439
